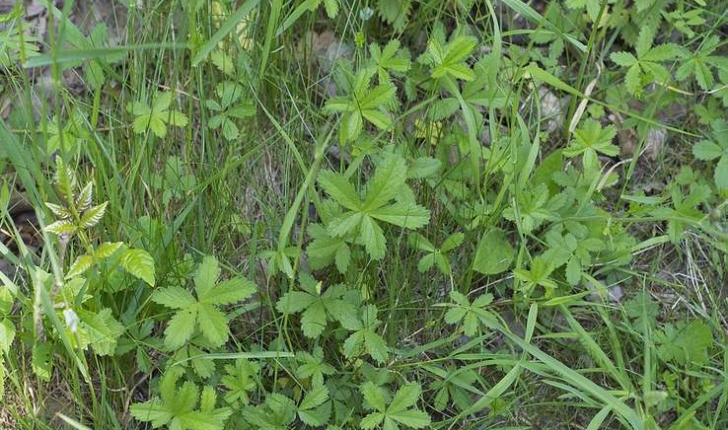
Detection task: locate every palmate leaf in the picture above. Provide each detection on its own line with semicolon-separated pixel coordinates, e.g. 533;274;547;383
656;320;713;366
369;39;411;83
421;35;477;81
692;120;728;189
131;370;231;430
343;305;387;364
153;255;256;349
377;0;411;31
364;156;407;210
276;282;358;338
242;393;297;428
298;385;331;426
296;347;336;388
128;92;189;138
317;154;431;263
360;382;431;430
323;68;397;142
444;291;494;337
222;359;259;406
164;306;198;349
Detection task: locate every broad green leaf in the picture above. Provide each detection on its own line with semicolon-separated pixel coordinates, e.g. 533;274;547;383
206;278;257;306
153;286;197;309
66;254;94;279
0;319;15;352
473;228;515;275
360;215;386;260
130;399;174;428
318;170;361;211
79;201;108;228
165;307;198;349
364;330;388;364
121;248;156;286
79;308;124;356
715;157;728;189
94;241;123;259
276;291;317;314
389;383;421;413
194;256;221;299
197;304;230;347
390;409;431;428
299;385;329;411
364;156;408;210
610;51;637;67
693;140;722;160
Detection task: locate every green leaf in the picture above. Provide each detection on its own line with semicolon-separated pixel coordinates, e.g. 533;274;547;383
656;320;713;366
45;219;77;236
210;50;235;76
389;383;420;413
624;64;642;95
66;254;94;279
277;282;358;339
361;381;388;412
362;156;420;207
153;92;172;111
343;305;387;363
377;0;411;31
94;241;123;259
297;348;336;388
130;399;174;428
610;51;638;67
165;307;198;349
131;370;231;430
368;203;430;229
323;0;339;18
364;330;388;364
79;308;124;356
473;228;515;275
197;304;230;347
318;170;362;211
206;277;257;306
79;201;108;228
390;409;431;428
444;291;494;336
360;215;387;260
276;291;317;314
369;39;411;82
424;35;477;81
642;44;681;62
121;248;156;286
194;256;221;300
361;382;430;429
693;140;723;160
0;319;16;353
167;111;189;127
153;286;197;309
298;385;331;426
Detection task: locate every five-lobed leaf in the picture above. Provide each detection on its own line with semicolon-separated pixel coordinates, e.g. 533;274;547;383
152;256;256;349
317;155;431;262
360;382;431;430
